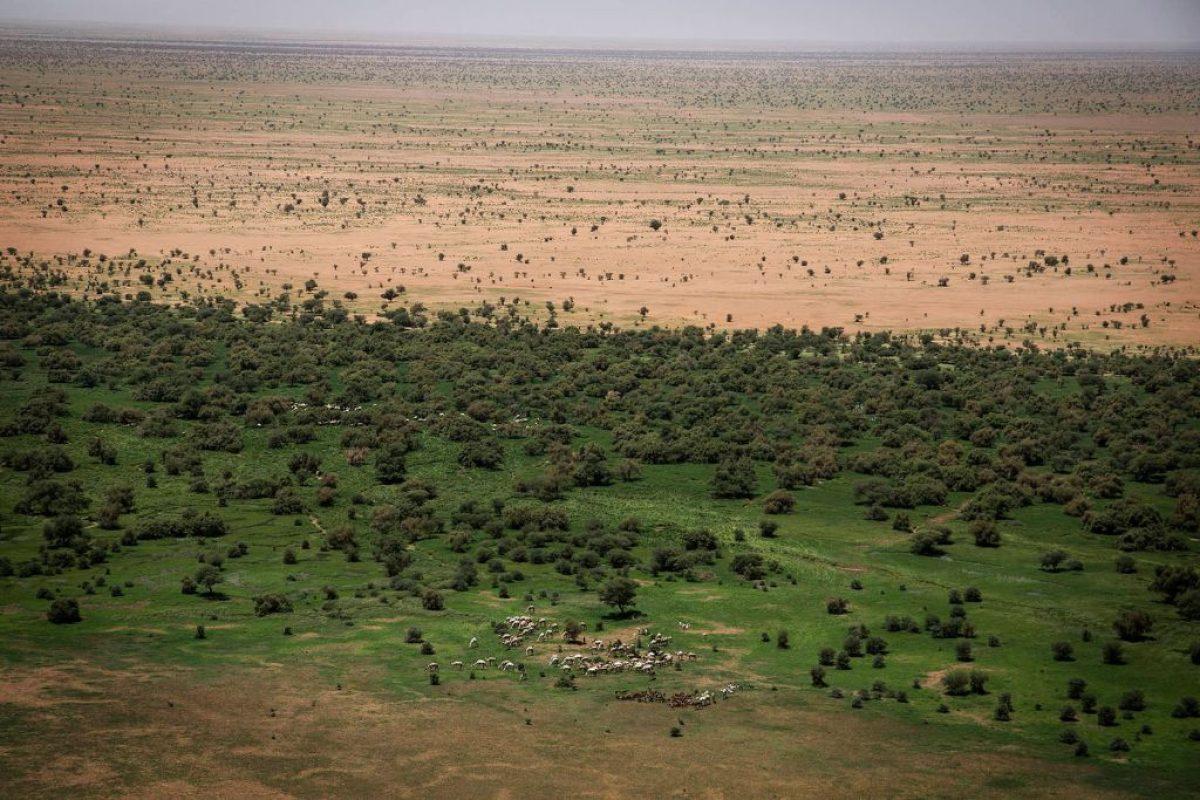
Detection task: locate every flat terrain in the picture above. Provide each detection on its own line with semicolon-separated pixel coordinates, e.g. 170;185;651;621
1;296;1199;798
1;32;1200;800
0;663;1142;800
0;36;1199;346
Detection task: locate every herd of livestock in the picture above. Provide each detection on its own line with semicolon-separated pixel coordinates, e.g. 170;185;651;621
420;614;740;707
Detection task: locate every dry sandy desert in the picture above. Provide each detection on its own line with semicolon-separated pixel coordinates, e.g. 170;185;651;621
1;34;1198;347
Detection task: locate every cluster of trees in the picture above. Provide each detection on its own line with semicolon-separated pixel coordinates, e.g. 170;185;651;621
1;291;1197;654
1150;566;1200;621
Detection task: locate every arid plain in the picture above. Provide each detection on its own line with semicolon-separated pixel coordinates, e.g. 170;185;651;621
1;35;1198;346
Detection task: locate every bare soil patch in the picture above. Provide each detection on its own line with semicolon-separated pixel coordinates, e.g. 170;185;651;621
1;41;1196;349
0;661;1135;799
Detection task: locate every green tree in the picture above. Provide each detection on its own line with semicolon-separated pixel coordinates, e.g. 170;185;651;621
1113;610;1153;642
710;456;757;499
47;598;81;624
599;577;638;615
375;444;408;485
195;564;222;596
42;515;85;549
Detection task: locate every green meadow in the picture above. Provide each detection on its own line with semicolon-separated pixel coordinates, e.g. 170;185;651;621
1;291;1198;796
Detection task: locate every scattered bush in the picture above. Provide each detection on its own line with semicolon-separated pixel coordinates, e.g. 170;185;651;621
46;598;81;624
254;594;293;616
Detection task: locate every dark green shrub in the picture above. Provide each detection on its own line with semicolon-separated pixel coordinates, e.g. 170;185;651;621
47;598;81;624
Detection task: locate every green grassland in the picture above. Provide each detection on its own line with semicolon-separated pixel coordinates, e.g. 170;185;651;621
1;290;1199;797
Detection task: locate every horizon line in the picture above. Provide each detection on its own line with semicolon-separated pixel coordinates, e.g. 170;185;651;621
1;18;1197;54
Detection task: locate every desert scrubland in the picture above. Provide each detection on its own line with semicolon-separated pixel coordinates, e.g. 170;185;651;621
1;37;1198;345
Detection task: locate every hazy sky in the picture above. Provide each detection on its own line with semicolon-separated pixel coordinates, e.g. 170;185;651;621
1;0;1198;46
